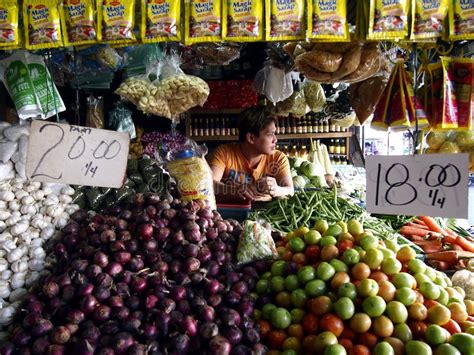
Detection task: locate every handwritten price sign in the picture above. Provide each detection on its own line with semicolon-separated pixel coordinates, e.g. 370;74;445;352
26;121;129;188
366;154;469;219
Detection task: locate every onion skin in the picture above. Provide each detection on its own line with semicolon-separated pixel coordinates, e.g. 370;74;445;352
49;326;70;345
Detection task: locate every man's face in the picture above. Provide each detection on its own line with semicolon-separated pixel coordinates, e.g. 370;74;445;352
252;122;277;155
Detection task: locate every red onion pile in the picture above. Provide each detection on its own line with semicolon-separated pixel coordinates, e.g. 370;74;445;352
1;193;268;355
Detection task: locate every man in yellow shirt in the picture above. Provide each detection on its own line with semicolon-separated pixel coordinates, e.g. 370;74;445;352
208;107;294;201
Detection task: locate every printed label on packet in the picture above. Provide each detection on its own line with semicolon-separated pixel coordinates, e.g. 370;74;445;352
24;0;64;49
307;0;348;41
411;0;448;40
265;0;305;41
141;0;181;42
0;2;20;48
449;0;474;40
185;0;222;44
368;0;409;40
97;0;136;45
60;0;97;46
223;0;264;41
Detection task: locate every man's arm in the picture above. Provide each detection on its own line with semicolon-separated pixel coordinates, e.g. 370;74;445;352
210;165;262;200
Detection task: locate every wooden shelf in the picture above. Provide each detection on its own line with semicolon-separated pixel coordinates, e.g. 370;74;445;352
190;108;245;114
189;132;352;142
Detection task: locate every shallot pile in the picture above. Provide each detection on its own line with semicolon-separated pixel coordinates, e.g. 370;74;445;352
1;193;267;354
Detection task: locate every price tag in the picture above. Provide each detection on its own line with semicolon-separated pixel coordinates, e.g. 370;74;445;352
366;154;469;219
26;121;129;188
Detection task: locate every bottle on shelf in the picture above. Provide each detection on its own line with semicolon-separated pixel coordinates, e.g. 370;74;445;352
189;118;194;137
335;139;341;154
329;139;335;154
324;121;330;133
302;118;308;133
281;145;289;155
199;118;204;136
318;120;323;133
330;122;336;132
215;118;221;136
297;119;303;134
231;118;237;136
204;118;209;136
290;145;298;157
300;145;308;160
340;139;347;155
290;117;297;134
276;120;281;135
227;118;232;136
336;125;341;132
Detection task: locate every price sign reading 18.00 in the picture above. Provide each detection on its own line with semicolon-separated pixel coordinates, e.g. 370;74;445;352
26;121;129;188
366;154;469;219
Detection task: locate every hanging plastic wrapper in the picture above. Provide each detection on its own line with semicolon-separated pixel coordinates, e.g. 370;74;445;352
97;46;124;71
141;0;181;43
410;0;449;41
368;0;409;40
97;0;136;45
307;0;349;41
253;64;293;104
194;43;242;66
23;0;64;50
236;220;278;265
86;95;105;129
223;0;264;42
449;0;474;41
108;102;136;139
184;0;223;44
164;140;216;210
265;0;305;41
303;79;326;113
60;0;97;46
275;84;308;118
0;1;21;49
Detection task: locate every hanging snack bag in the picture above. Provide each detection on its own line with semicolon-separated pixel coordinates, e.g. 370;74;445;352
24;0;64;50
372;62;398;130
265;0;305;41
441;57;474;130
307;0;349;41
60;0;97;46
0;52;42;120
0;1;20;49
410;0;448;41
97;0;136;45
223;0;264;41
449;0;474;40
141;0;181;43
368;0;409;40
427;62;444;128
439;57;459;130
401;68;430;129
26;54;66;119
389;62;411;131
184;0;223;44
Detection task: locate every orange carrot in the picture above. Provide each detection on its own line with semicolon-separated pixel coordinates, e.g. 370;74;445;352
399;226;432;237
409;235;427;242
451;244;465;251
426;251;459;263
406;222;429;230
454;236;474;253
419;216;445;234
412;218;427;226
442;234;458;244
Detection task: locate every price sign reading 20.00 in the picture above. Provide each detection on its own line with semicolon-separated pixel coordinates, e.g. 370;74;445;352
26;121;129;188
366;154;469;219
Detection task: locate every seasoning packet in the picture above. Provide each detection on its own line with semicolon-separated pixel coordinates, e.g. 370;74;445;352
184;0;222;44
265;0;305;41
141;0;181;43
0;52;42;120
440;57;459;130
26;54;66;119
441;57;474;130
389;63;411;131
427;62;444;128
0;1;20;49
401;68;430;129
307;0;349;41
60;0;97;46
24;0;64;50
368;0;409;40
97;0;136;45
449;0;474;41
410;0;448;41
223;0;264;41
372;62;398;131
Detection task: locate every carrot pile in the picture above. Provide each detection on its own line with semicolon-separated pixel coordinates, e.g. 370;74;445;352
399;216;474;270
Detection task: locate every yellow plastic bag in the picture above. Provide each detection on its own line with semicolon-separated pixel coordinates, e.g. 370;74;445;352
0;1;20;49
307;0;349;41
97;0;136;45
60;0;97;46
24;0;64;50
449;0;474;41
410;0;448;41
368;0;409;40
223;0;264;42
184;0;223;44
265;0;305;41
141;0;181;43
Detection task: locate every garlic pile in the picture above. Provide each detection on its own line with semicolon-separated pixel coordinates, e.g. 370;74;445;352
0;122;30;181
0;178;80;326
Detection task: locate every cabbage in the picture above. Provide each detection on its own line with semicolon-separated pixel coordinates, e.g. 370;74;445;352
291;168;298;178
293;175;306;189
300;162;320;178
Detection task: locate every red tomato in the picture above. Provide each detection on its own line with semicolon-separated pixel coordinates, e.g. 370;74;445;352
305;245;321;263
349;344;370;355
340;328;356;341
442;319;462;334
409;321;428;339
358;332;378;349
302;313;319;335
338;239;354;253
267;330;287;350
339;338;353;352
424;299;438;309
320;314;344;337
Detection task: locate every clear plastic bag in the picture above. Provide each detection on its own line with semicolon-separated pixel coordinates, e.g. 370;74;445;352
236;220;278;265
253;64;293;104
275;84;308;118
303;80;326;112
108;102;136;139
86;95;105;129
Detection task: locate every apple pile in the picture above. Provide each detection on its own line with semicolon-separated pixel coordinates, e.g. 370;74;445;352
253;220;474;355
424;130;474;171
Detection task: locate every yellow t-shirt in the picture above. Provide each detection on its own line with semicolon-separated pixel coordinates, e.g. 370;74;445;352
208;143;291;185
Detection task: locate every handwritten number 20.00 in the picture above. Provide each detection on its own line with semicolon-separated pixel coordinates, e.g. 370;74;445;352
68;136;86;160
93;140;121;160
31;124;64;180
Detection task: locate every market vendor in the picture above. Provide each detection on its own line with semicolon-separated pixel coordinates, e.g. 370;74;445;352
208;107;294;201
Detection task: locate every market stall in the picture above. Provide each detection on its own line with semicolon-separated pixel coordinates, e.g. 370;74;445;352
0;0;473;354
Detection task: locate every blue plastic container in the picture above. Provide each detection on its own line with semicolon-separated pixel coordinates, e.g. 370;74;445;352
217;203;251;221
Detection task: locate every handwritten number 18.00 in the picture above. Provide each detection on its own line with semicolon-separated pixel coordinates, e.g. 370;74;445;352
31;124;64;180
375;163;417;206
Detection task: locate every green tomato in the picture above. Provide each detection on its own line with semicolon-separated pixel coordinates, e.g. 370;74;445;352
284;275;300;292
395;287;417;306
437;288;449;305
382;257;403;276
360;234;379;251
304;279;327;297
288;237;306;253
290;308;305;324
342;249;360;265
323;224;343;238
320;236;338;247
393;323;413;343
334;297;355;320
324;344;347;355
357;278;379;298
262;303;276;320
270;276;286;293
304;230;321;245
338;282;357;301
434;344;461;355
425;324;450;346
363;248;384;270
449;333;474;355
373;342;395;355
330;259;349;273
297;265;316;284
271;260;287;276
316;262;336;281
271;307;292;329
255;279;269;294
419;282;441;300
405;340;433;355
290;289;308;308
409;259;427;274
362;296;386;317
385;301;408;324
314;219;329;234
392;273;417;289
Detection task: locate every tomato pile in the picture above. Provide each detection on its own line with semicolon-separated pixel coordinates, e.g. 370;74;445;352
253;220;474;355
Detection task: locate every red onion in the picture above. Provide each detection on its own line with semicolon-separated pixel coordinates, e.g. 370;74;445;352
108;296;124;308
185;229;201;243
31;319;53;337
63;234;79;249
12;330;32;346
42;282;59;298
208;294;222;308
112;307;129;321
25;300;44;314
31;337;50;354
152;261;168;274
138;223;153;241
214;251;226;265
205;279;221;295
206;261;220;277
115;283;130;298
115;219;128;231
118;230;131;241
86;265;102;279
79;295;98;313
100;230;116;243
49;326;70;345
70;259;88;272
141;323;158;339
110;240;126;252
119;209;132;220
23;313;42;328
66;309;85;324
93;252;109;268
145;294;159;309
61;285;75;301
222;325;242;345
131;277;147;293
101;320;120;335
171;334;190;354
126;296;141;311
143;239;158;251
162;208;176;220
216;221;227;234
92;304;111;322
206;227;218;240
200;322;219;339
123;318;141;334
128;257;144;272
64;323;79;335
96;347;115;355
94;287;111;301
88;233;101;246
198;305;215;322
79;283;94;296
105;262;123;277
220;308;241;327
210;335;231;355
46;344;65;355
232;281;249;295
81;323;100;342
169;260;182;274
145;205;157;217
155;311;170;338
181;316;198;337
56;273;71;287
238;302;254;317
177;300;191;315
161;298;176;314
244;328;260;344
170;286;186;302
125;240;138;253
71;339;95;355
196;218;209;230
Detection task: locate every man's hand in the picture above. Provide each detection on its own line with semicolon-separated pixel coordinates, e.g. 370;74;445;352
236;183;263;201
257;177;279;196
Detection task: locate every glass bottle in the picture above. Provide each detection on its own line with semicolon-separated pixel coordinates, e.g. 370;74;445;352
189;118;194;137
330;122;336;132
210;118;215;136
199;118;204;137
221;117;227;136
204;118;209;136
302;118;308;133
280;118;286;134
340;139;347;155
215;118;221;136
329;139;335;154
193;118;199;137
290;145;297;157
313;118;318;133
276;119;281;135
227;118;232;136
324;121;330;133
300;145;308;160
335;140;341;154
336;125;341;132
297;119;303;134
231;118;237;136
318;121;324;133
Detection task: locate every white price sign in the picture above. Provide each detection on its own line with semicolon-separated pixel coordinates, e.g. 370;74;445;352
366;154;469;219
26;121;129;188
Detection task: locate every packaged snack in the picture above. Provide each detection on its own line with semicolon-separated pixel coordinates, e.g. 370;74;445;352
427;62;444;127
97;0;136;45
401;68;430;129
236;220;278;265
449;0;474;40
440;57;459;130
389;62;411;131
60;0;97;46
184;0;223;44
141;0;181;43
0;1;20;48
24;0;64;49
86;94;104;129
411;0;448;40
307;0;349;41
368;0;409;40
223;0;264;41
0;52;42;120
372;62;398;130
265;0;305;41
26;54;66;119
350;75;388;125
